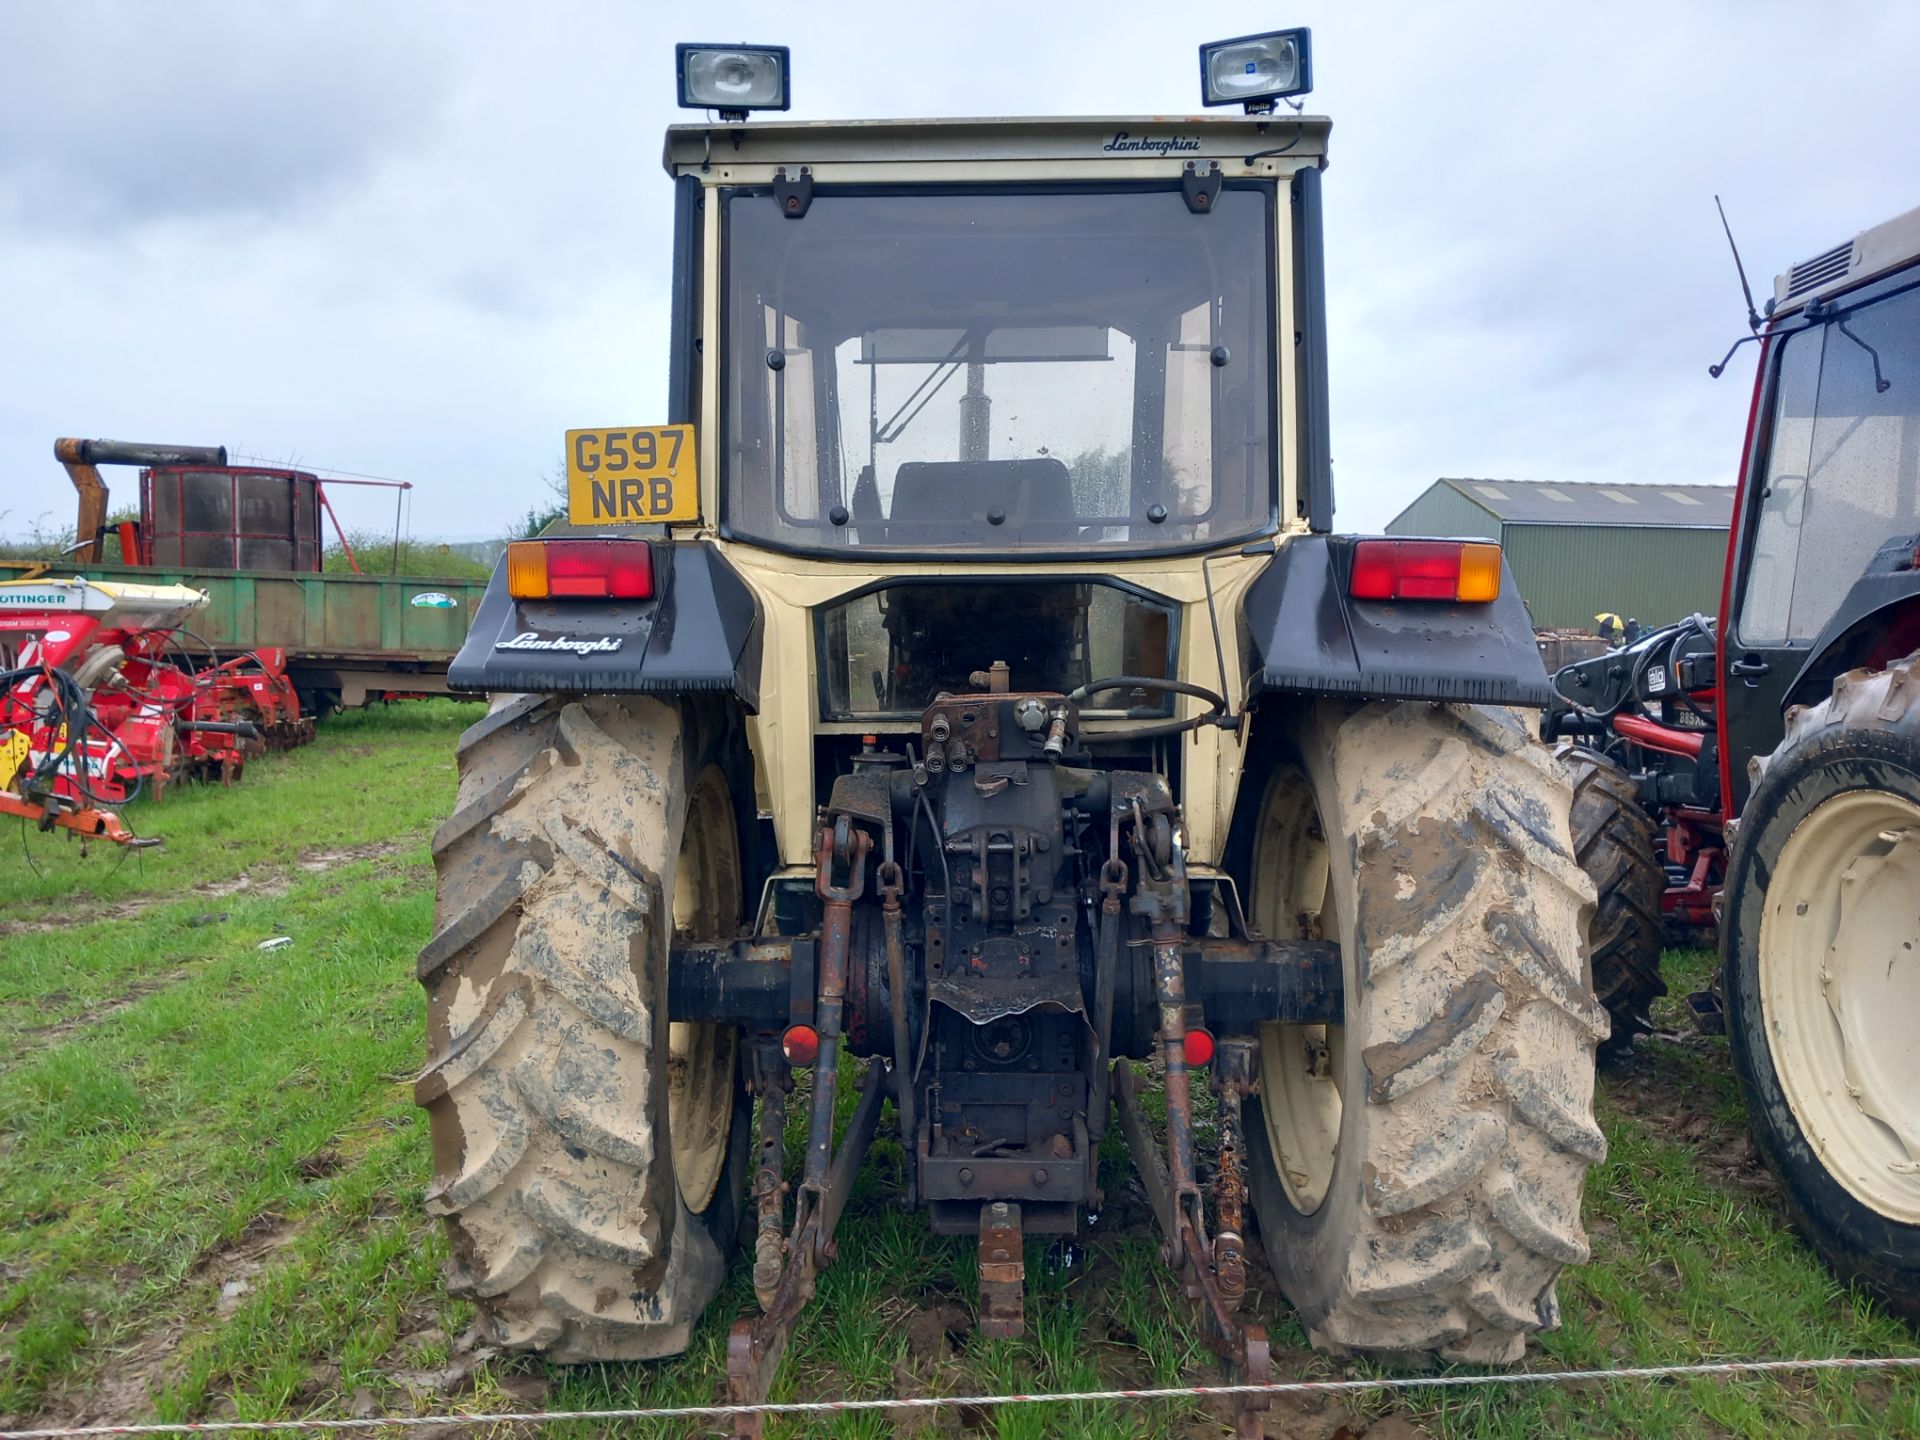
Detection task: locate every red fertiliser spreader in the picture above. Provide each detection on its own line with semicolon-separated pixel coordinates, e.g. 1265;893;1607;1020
0;577;313;840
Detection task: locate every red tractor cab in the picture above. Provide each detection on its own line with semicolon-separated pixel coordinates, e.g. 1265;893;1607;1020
1552;202;1920;1313
1715;203;1920;1317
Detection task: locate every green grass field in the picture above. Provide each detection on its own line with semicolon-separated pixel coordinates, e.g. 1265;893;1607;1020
1;703;1914;1438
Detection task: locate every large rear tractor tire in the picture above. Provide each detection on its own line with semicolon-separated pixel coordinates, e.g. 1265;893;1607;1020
1724;653;1920;1316
1554;741;1667;1056
416;693;751;1360
1242;701;1606;1363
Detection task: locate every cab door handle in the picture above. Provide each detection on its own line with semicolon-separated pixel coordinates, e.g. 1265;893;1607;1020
1730;655;1771;680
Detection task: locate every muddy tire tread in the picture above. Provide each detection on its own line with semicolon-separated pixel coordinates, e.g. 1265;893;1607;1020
1555;740;1667;1055
418;695;729;1362
1261;702;1603;1365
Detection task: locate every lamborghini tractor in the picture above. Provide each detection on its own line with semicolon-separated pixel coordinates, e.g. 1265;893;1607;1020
421;34;1608;1430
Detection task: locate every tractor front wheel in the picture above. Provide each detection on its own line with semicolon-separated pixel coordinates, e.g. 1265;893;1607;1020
416;694;751;1360
1241;701;1605;1362
1724;653;1920;1315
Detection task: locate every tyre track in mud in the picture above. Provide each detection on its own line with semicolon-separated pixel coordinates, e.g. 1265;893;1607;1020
0;841;409;939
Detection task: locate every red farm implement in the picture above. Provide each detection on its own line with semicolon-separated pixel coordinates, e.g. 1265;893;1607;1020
1546;613;1727;943
0;577;313;843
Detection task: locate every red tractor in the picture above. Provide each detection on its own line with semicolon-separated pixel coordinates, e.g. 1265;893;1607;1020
1553;202;1920;1313
0;577;312;822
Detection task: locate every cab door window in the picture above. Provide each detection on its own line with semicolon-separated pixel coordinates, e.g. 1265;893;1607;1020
1740;284;1920;646
1739;327;1822;646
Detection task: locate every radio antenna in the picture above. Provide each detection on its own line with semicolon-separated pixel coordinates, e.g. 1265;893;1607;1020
1716;195;1762;334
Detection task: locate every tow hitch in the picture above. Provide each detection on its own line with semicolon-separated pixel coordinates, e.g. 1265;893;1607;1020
666;765;1340;1438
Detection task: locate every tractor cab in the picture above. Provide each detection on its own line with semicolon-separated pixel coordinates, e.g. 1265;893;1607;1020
1719;203;1920;808
666;107;1337;866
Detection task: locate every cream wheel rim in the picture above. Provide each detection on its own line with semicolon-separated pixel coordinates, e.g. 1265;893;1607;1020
668;765;741;1215
1760;788;1920;1224
1252;766;1344;1215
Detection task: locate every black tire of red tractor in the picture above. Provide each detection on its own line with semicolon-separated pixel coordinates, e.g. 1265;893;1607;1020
1242;701;1605;1364
415;693;752;1360
1554;741;1667;1058
1723;653;1920;1318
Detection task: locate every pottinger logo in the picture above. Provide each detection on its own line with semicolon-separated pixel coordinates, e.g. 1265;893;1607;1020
0;590;78;608
1103;131;1203;155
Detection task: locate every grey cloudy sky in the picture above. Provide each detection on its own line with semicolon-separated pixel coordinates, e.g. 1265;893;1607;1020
2;1;1916;540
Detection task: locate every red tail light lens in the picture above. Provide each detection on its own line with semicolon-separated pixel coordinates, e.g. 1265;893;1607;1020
781;1024;821;1067
1183;1028;1215;1068
1349;540;1502;603
506;540;654;600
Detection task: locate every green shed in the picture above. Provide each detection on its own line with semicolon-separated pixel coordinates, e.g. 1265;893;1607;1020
1384;479;1734;631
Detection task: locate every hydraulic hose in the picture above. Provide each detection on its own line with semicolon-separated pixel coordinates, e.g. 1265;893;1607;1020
1068;675;1229;743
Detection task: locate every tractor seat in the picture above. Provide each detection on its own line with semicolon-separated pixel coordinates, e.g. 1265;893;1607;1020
889;458;1074;527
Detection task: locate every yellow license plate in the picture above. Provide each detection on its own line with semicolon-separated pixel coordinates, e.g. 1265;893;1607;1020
565;425;698;525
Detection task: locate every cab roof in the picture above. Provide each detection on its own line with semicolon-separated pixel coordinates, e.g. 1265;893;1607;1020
663;114;1330;175
1772;202;1920;316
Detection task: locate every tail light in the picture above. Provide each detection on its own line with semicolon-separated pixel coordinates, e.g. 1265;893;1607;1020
781;1024;821;1066
1183;1028;1215;1068
506;539;654;600
1349;540;1502;603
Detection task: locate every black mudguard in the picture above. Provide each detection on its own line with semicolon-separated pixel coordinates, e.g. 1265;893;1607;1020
1243;534;1553;707
447;541;762;709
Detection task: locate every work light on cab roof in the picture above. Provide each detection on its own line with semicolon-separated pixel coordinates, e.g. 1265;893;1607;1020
1199;27;1313;112
676;43;790;120
672;31;1314;120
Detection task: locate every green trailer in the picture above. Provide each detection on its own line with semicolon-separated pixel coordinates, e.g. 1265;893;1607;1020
4;559;490;712
12;439;493;712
